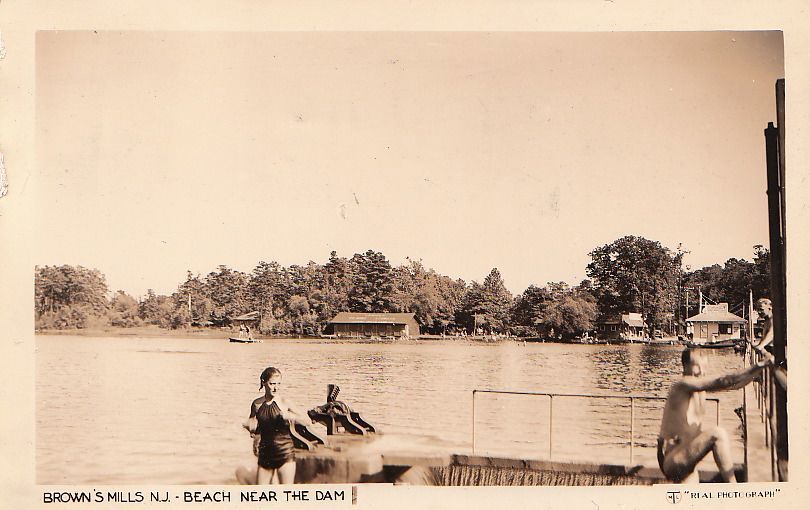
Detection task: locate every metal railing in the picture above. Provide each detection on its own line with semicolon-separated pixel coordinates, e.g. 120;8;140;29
748;341;788;481
471;389;720;465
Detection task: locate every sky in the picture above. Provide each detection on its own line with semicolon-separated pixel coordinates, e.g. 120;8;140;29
34;31;785;297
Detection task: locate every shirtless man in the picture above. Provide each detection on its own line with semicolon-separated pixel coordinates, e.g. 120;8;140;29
753;298;773;350
657;348;771;483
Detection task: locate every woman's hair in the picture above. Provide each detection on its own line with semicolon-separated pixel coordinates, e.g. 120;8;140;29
259;366;282;389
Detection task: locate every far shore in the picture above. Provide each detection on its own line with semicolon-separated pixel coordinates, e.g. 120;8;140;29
34;326;443;343
36;326;238;339
34;327;682;347
34;326;542;345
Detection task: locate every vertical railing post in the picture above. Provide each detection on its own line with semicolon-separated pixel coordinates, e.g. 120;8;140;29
548;395;554;460
715;399;720;426
764;368;770;447
471;390;476;455
743;384;749;482
629;397;635;465
766;90;789;480
769;367;776;481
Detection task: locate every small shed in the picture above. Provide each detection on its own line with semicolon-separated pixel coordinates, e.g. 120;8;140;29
596;312;646;341
231;311;261;330
686;304;746;344
327;312;420;338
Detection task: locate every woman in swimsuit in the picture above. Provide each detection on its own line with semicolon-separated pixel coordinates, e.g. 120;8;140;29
242;367;310;484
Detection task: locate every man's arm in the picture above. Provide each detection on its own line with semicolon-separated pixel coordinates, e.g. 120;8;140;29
754;322;773;348
679;359;771;392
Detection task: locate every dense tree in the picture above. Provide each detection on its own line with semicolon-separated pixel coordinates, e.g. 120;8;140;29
286;295;309;334
319;251;353;320
171;271;213;327
35;265;109;315
138;289;176;328
511;282;597;338
586;236;679;333
108;290;142;327
432;276;467;333
510;284;554;336
247;261;286;332
457;268;513;333
36;243;765;337
752;245;771;300
542;288;598;338
35;265;110;329
204;265;249;321
348;250;395;312
684;245;771;317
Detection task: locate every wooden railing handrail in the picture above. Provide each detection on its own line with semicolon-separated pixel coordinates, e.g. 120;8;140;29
748;341;787;390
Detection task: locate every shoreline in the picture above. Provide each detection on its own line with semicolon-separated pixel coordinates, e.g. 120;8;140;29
34;327;440;343
34;327;683;347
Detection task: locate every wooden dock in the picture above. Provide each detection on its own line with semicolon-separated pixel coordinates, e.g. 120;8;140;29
743;381;776;482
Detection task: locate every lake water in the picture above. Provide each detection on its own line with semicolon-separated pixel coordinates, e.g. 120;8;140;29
35;335;747;484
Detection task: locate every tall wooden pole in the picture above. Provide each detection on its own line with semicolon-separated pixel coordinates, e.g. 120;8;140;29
764;77;788;480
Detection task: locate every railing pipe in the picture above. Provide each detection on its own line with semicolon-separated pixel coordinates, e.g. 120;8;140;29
470;389;720;464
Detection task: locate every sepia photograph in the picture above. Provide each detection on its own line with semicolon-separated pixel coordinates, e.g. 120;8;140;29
28;29;790;493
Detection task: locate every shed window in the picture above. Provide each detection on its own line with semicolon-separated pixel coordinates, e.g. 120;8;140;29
719;323;733;334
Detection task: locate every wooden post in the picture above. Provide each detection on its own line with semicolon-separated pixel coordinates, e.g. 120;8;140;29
765;79;788;480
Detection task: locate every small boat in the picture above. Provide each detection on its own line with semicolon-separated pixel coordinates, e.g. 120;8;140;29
646;338;678;346
229;337;262;343
686;338;743;349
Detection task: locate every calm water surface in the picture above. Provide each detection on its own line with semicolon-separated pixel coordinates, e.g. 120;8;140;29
36;335;747;484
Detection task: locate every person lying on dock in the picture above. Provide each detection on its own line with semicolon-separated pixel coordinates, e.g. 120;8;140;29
657;348;771;483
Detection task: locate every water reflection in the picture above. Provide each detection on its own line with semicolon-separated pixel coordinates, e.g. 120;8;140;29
637;345;681;395
589;347;632;393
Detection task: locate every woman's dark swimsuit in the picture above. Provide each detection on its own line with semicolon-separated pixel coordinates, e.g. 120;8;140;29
255;400;295;469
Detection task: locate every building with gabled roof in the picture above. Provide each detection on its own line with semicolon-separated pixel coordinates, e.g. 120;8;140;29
686;303;746;344
327;312;420;338
596;312;647;342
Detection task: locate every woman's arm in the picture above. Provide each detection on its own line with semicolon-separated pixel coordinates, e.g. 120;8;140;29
279;398;313;424
252;433;261;457
243;399;260;433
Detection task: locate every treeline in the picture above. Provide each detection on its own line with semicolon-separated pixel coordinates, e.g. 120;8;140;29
34;238;771;337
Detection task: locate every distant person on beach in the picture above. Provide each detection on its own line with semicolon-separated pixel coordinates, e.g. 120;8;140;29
657;348;771;483
237;367;310;484
753;298;773;351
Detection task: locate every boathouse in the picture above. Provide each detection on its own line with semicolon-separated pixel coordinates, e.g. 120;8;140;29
686;303;746;344
327;312;420;338
596;313;646;341
231;311;261;329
